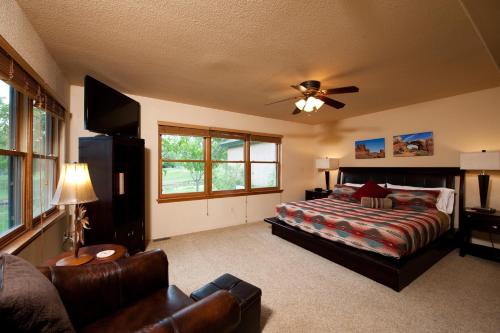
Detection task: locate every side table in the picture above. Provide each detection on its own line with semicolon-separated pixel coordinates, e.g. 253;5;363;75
41;244;128;267
460;208;500;261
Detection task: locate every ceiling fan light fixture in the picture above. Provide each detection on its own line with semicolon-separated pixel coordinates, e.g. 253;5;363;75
314;97;325;110
283;82;357;115
295;98;306;110
295;97;324;112
303;97;316;112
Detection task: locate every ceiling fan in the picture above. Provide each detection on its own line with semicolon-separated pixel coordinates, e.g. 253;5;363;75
267;80;359;115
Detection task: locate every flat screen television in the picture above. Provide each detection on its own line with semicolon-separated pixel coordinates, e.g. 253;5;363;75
84;75;140;137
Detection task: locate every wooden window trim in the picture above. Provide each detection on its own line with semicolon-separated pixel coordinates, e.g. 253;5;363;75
158;123;282;202
0;39;65;251
0;91;63;250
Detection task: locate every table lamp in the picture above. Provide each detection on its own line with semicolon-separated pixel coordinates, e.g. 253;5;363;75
460;150;500;214
51;163;98;266
315;158;339;191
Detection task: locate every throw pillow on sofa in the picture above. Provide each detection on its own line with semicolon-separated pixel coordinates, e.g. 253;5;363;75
0;254;75;333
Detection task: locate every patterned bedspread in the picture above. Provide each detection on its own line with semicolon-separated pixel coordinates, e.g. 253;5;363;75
276;198;450;259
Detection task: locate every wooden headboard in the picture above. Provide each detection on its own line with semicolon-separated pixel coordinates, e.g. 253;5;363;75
337;167;464;223
337;167;460;189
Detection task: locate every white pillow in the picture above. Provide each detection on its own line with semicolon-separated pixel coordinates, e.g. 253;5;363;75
344;182;386;188
386;183;455;214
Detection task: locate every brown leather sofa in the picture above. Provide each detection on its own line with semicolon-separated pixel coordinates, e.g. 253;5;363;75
38;249;259;332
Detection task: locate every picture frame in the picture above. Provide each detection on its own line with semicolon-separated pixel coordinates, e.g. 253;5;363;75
355;138;385;159
393;131;434;157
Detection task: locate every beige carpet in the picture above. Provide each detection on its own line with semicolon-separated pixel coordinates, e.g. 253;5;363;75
148;222;500;333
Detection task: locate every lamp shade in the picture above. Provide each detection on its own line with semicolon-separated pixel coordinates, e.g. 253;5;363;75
460;151;500;171
51;163;98;205
315;158;339;170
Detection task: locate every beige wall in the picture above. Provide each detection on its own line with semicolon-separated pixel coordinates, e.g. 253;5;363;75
0;0;70;263
314;86;500;244
69;85;317;240
17;219;67;265
0;0;69;106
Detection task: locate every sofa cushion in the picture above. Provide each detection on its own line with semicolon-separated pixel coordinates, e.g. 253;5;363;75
0;254;75;333
80;285;194;333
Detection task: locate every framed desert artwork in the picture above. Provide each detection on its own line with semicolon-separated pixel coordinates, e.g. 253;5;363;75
393;131;434;157
355;138;385;159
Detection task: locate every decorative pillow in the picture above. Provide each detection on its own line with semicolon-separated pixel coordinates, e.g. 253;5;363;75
386;183;455;214
0;254;75;332
360;197;393;209
329;185;359;202
352;180;391;200
387;188;440;211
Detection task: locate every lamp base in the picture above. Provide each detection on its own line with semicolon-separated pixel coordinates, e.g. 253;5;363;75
470;207;496;214
56;253;93;266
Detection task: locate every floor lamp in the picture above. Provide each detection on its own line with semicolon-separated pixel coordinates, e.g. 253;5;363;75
51;163;98;266
460;150;500;214
315;158;339;192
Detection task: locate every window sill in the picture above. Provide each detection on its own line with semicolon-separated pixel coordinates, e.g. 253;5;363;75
157;188;283;203
0;209;67;255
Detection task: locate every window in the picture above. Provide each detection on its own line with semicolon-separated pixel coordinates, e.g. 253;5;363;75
161;134;205;195
0;44;66;248
0;81;22;238
32;105;58;218
211;135;245;192
158;124;281;201
250;140;279;189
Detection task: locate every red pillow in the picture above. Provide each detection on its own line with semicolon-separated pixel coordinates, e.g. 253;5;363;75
352;181;391;200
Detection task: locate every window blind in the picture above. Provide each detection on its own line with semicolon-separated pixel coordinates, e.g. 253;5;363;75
0;46;65;119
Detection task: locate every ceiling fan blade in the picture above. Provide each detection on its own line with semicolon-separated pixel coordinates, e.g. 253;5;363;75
318;96;345;109
292;107;301;115
291;84;307;93
265;96;301;106
324;86;359;95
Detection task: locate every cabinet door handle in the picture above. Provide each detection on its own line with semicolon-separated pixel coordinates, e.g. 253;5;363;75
492;225;498;230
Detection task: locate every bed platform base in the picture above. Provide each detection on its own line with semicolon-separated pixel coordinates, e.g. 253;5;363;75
264;217;455;291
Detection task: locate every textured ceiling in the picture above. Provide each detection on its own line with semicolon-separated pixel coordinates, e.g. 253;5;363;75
17;0;500;124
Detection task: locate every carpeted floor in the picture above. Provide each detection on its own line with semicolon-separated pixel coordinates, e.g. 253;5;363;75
148;221;500;333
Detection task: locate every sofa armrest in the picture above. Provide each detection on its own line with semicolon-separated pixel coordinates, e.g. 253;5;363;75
41;249;169;329
140;290;240;333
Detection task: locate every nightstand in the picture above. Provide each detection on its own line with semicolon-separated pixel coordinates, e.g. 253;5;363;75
305;189;331;201
460;208;500;261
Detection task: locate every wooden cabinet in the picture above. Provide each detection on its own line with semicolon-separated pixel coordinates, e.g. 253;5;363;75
79;136;145;254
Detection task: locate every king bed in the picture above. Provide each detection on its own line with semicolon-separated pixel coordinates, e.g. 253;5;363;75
264;167;464;291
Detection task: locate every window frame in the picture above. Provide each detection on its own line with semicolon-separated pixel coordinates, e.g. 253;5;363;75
249;137;281;191
31;103;59;222
159;133;209;201
158;123;282;203
210;132;247;195
0;86;26;246
0;84;62;248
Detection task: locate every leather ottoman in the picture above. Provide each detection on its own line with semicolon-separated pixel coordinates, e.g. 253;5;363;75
190;273;262;333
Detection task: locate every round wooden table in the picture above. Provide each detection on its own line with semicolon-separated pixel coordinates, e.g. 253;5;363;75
42;244;128;267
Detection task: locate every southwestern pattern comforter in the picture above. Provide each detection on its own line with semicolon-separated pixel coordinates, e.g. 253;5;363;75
276;198;450;259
